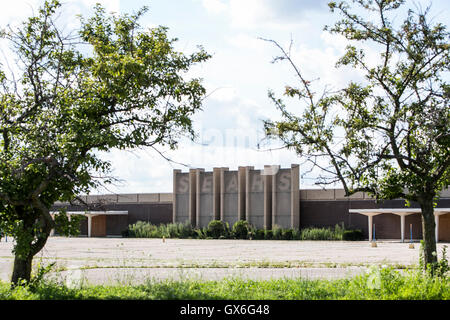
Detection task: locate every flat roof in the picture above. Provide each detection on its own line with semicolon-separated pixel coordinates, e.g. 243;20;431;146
51;211;128;215
349;208;450;215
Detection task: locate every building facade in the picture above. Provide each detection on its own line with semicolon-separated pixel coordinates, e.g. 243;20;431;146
52;165;450;241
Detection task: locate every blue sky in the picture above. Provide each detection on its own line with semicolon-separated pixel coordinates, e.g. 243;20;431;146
1;0;449;194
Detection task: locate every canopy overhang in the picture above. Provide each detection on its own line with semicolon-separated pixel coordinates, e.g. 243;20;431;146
50;210;128;237
349;208;450;242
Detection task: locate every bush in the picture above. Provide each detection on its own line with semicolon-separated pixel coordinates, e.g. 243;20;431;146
128;221;159;238
342;229;365;241
127;221;195;239
300;227;335;240
126;220;363;242
282;229;294;240
292;229;301;240
264;229;273;240
272;225;283;240
333;223;345;240
254;229;265;240
195;227;209;239
232;220;249;239
207;220;228;239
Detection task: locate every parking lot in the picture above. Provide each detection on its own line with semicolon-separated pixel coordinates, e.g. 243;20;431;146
0;237;446;285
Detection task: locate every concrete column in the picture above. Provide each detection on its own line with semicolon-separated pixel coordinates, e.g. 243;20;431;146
219;168;227;221
68;214;71;238
435;214;439;243
237;166;246;221
213;168;222;221
195;168;205;228
189;169;197;227
291;164;300;229
400;214;405;243
172;169;180;223
368;215;373;242
87;214;92;238
244;166;253;224
271;169;277;230
50;213;55;236
263;165;273;230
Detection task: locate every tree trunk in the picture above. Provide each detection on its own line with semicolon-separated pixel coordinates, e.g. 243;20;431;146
11;254;33;285
420;198;438;271
10;212;53;286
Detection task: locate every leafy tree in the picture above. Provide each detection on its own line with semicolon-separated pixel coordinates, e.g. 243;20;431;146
0;0;210;285
263;0;449;271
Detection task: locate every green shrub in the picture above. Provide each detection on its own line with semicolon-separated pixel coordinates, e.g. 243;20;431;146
342;229;365;241
254;229;265;240
178;222;195;238
272;225;283;240
195;227;209;239
333;223;345;240
292;228;301;240
126;221;362;242
207;220;227;239
128;221;159;238
127;221;195;239
300;227;335;240
264;229;273;240
232;220;249;239
282;229;294;240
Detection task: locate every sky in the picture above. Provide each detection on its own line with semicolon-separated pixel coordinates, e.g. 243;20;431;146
1;0;448;194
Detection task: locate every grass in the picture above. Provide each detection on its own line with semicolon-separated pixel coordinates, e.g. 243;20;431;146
0;267;448;300
73;260;414;270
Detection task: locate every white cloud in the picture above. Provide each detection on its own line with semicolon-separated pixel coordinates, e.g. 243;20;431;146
200;0;328;30
227;33;266;50
228;0;273;29
201;0;227;15
0;0;40;26
204;85;238;103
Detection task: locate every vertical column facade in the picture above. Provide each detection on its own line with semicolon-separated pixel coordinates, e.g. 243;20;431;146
263;166;273;230
237;166;246;221
189;169;197;226
173;164;300;230
291;164;300;229
213;167;221;221
221;168;240;227
246;166;264;229
196;168;209;228
271;164;300;229
173;169;191;224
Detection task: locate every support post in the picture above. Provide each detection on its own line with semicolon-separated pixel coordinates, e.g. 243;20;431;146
189;169;197;228
244;166;254;224
87;214;92;238
368;215;373;242
435;214;439;243
195;168;205;228
172;169;181;223
50;213;55;237
213;167;221;221
237;166;246;221
291;164;300;229
400;214;405;243
68;214;71;238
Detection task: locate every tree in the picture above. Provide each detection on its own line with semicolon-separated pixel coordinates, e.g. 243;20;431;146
0;0;210;285
263;0;449;271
